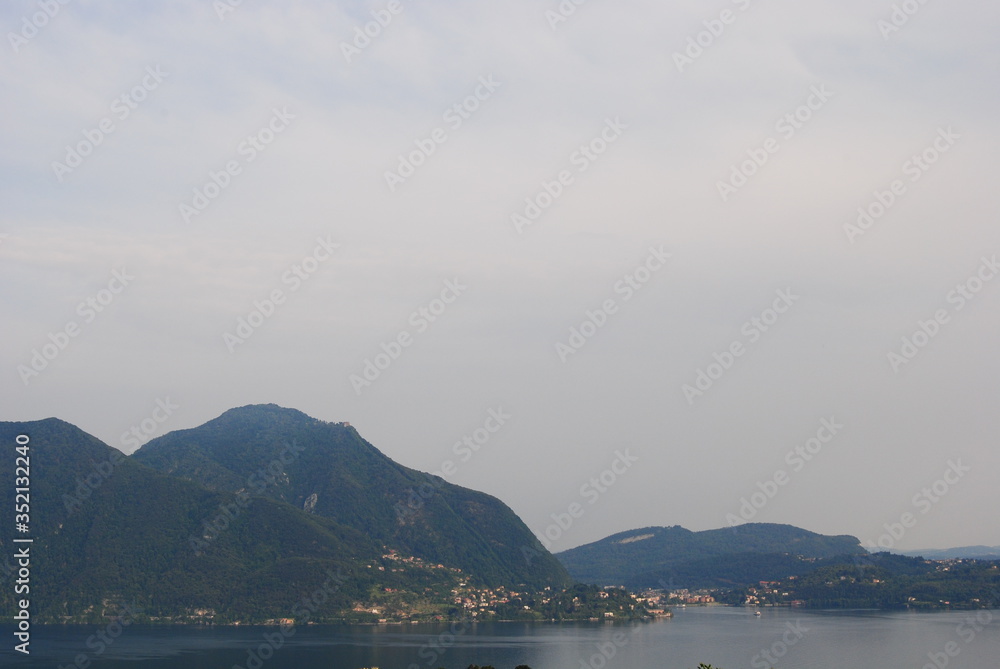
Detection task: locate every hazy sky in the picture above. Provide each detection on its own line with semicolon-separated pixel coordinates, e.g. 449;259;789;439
3;0;998;553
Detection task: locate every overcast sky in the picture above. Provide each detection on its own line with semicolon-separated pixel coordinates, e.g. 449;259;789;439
2;0;998;553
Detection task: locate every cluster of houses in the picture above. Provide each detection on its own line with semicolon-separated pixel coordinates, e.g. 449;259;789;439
640;587;715;608
380;549;457;573
452;585;529;612
742;581;801;607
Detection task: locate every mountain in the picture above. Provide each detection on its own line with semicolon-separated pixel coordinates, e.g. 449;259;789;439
0;407;569;622
132;405;569;589
0;417;384;623
898;546;1000;560
556;524;866;589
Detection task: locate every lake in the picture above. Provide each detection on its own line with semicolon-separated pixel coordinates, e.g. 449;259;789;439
3;606;998;668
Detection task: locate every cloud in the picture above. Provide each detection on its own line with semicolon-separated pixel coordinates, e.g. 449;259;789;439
2;0;999;551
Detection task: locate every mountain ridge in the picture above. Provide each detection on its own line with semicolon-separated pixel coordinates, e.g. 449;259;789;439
132;404;571;589
556;523;867;589
0;406;569;622
1;417;385;622
898;546;1000;560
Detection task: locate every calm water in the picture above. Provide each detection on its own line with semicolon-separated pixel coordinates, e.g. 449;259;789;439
3;607;998;668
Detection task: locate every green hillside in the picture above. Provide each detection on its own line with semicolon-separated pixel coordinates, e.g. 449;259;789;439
718;553;1000;609
0;418;389;622
557;523;865;589
0;409;569;623
133;404;570;589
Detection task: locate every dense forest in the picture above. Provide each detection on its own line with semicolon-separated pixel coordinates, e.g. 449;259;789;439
557;523;864;589
0;410;571;623
716;553;1000;610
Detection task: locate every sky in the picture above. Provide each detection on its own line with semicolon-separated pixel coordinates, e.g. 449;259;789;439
2;0;998;554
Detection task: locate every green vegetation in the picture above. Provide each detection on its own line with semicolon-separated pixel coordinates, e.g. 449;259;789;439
557;523;864;589
1;409;994;626
719;552;1000;610
133;404;571;590
0;418;385;622
0;410;573;623
472;583;650;621
558;526;999;611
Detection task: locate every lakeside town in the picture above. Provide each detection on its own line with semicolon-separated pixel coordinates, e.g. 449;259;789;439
131;554;1000;627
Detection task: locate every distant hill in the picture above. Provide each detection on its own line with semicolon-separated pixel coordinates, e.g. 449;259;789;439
898;546;1000;560
716;552;1000;610
556;524;866;589
132;404;570;589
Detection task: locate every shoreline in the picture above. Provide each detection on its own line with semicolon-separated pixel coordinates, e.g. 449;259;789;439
8;605;999;627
